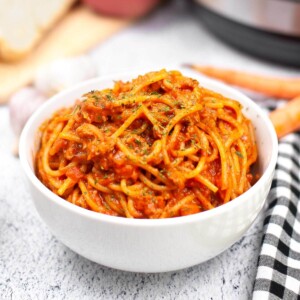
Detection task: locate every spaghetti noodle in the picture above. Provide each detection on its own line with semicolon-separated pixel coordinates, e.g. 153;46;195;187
35;70;258;219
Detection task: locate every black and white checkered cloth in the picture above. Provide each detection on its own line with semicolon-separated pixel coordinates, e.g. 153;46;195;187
253;102;300;299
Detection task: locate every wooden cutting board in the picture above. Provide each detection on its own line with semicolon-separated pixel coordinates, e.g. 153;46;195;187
0;6;131;104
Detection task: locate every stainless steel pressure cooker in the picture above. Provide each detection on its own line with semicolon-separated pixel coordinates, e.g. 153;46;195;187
191;0;300;66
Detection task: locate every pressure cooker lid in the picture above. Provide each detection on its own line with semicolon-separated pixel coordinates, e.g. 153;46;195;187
190;1;300;67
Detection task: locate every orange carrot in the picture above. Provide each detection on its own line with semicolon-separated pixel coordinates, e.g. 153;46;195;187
269;96;300;138
185;65;300;99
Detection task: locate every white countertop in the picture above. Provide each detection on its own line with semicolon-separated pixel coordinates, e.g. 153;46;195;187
0;1;296;299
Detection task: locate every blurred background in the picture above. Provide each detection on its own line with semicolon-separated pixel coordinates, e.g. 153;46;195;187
1;0;300;299
2;0;300;148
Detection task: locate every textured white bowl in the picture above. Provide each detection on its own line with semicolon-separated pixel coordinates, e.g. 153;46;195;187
19;70;278;273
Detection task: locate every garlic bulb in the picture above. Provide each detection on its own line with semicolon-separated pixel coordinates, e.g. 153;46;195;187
9;87;47;137
9;87;47;156
34;56;97;97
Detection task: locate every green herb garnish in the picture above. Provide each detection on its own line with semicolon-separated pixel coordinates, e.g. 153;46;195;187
162;106;170;112
150;91;161;96
135;139;142;145
235;151;244;158
106;94;113;101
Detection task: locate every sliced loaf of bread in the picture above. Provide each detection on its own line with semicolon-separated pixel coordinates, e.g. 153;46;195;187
0;0;76;62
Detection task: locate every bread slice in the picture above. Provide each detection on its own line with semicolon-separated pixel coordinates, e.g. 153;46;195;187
0;0;76;62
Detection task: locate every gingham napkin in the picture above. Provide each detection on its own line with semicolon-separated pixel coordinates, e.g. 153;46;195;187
253;127;300;299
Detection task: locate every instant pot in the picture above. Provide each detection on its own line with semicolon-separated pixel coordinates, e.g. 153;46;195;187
191;0;300;66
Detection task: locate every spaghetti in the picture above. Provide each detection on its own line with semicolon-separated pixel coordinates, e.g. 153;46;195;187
35;70;258;219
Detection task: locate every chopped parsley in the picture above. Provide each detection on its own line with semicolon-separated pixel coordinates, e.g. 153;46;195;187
135;139;142;145
106;94;113;101
150;91;161;96
235;151;244;158
72;105;81;114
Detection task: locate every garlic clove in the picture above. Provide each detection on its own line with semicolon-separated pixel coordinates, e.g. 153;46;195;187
9;87;47;137
12;137;20;157
34;56;97;97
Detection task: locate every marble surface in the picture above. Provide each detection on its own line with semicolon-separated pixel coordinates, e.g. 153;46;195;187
0;1;297;299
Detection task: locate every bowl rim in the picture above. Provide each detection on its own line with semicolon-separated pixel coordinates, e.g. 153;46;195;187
19;70;278;227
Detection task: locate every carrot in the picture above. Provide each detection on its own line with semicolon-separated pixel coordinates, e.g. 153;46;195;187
185;64;300;99
269;96;300;138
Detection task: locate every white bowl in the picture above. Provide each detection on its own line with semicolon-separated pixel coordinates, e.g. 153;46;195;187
19;70;278;273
